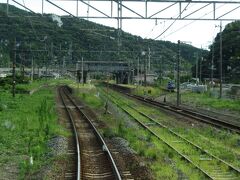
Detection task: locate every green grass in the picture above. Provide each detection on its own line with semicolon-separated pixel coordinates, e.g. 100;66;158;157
102;86;240;176
121;83;240;113
111;83;165;98
133;85;165;98
109;91;240;179
81;86;206;179
0;79;68;179
182;92;240;111
74;84;103;109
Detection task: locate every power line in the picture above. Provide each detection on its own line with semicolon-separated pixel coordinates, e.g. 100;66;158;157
161;3;228;40
154;2;190;40
145;3;197;39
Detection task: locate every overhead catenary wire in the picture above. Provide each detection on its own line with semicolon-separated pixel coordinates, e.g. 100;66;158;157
145;3;197;39
22;0;43;41
160;2;228;40
144;20;165;39
154;2;191;40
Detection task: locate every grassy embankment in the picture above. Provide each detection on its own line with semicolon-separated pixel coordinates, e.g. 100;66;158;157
0;78;69;178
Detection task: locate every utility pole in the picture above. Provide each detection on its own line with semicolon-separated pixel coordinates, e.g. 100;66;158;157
58;43;61;76
7;0;9;16
196;53;198;85
62;56;65;75
30;44;34;82
31;56;34;82
12;38;16;98
137;57;139;86
22;54;25;79
117;0;122;61
81;56;84;85
177;40;180;106
76;60;79;82
160;55;162;85
148;47;151;73
211;42;214;89
42;0;44;15
144;56;147;87
76;0;79;17
219;21;223;99
140;64;143;86
200;57;203;84
51;42;53;74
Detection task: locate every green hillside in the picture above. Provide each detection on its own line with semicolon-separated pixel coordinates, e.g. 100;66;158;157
0;3;203;72
200;21;240;83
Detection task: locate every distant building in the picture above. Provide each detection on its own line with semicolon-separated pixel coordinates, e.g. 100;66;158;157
133;73;158;84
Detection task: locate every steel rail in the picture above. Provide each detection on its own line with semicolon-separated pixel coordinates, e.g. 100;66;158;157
129;93;240;134
58;86;81;180
62;86;122;180
104;88;240;179
104;90;213;179
129;105;240;174
104;83;240;134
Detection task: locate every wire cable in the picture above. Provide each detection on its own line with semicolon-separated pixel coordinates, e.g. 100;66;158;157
22;0;41;41
161;3;228;40
154;2;190;40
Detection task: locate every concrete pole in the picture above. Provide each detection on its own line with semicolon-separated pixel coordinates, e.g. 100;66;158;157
144;57;147;87
148;47;151;72
137;57;139;85
42;0;44;15
200;57;203;84
81;57;84;85
12;38;16;98
31;56;34;82
7;0;9;16
76;60;78;82
219;21;223;99
177;40;180;106
196;54;198;85
211;43;214;89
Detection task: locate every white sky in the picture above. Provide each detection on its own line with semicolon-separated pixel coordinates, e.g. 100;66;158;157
3;0;240;49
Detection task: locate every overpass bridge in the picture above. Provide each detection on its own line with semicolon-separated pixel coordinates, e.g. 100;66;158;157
69;61;132;84
1;60;133;84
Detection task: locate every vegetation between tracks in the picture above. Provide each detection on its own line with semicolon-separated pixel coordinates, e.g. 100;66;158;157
109;87;240;169
69;83;240;179
120;83;240;113
73;84;207;179
108;89;240;178
0;79;68;179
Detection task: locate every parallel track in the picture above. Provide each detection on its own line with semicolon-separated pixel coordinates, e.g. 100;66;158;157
104;88;240;180
59;86;122;180
106;83;240;134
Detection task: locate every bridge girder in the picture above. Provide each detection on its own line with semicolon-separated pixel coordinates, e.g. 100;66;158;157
5;0;240;21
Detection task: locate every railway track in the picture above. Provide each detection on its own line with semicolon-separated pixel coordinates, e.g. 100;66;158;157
105;83;240;134
58;86;122;180
104;89;240;180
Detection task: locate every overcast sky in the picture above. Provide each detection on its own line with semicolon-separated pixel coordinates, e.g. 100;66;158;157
3;0;240;49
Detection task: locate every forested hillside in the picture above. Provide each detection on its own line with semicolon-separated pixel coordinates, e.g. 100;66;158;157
201;21;240;83
0;3;203;72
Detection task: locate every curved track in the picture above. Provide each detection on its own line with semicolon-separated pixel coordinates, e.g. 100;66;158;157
105;83;240;134
58;86;122;180
102;87;240;180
